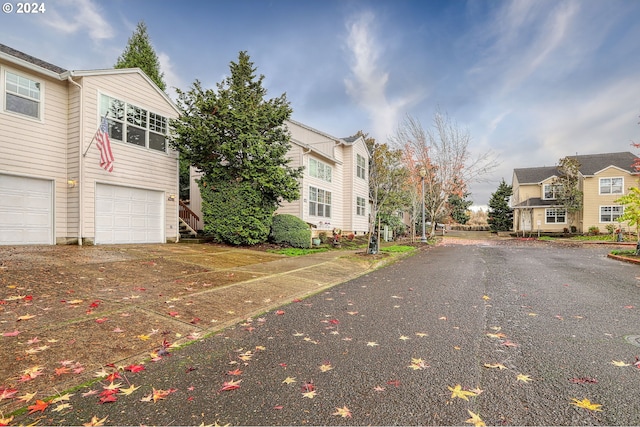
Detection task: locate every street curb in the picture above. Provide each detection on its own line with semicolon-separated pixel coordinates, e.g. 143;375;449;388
607;253;640;265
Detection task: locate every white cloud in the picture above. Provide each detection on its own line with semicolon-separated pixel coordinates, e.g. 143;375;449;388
343;10;423;144
158;52;184;101
44;0;114;41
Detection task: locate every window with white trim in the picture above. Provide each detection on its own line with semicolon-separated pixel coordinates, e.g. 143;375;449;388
599;177;623;195
545;208;566;224
600;205;623;222
100;94;168;152
309;186;331;218
356;196;366;216
543;183;560;200
309;158;332;182
357;154;366;179
4;70;41;119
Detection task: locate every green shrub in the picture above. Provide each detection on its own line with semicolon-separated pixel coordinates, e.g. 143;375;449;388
269;214;311;248
588;226;600;235
200;179;274;246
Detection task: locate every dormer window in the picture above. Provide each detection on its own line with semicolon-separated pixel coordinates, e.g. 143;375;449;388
543;184;560;200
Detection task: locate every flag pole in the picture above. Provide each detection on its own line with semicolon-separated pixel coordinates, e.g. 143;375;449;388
83;111;109;158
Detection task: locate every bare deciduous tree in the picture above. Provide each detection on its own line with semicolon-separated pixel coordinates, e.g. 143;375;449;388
393;110;498;238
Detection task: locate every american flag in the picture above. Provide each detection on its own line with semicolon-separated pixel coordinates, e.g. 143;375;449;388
96;117;114;172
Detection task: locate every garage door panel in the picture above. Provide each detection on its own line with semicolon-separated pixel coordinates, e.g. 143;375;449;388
0;174;53;245
95;184;164;244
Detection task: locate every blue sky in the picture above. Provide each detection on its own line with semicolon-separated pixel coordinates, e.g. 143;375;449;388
2;0;640;206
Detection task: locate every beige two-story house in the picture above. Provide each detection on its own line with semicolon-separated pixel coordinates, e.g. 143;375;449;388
0;44;180;245
187;119;370;236
511;152;639;234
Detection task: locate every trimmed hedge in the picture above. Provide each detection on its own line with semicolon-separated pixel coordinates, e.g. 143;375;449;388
269;214;311;248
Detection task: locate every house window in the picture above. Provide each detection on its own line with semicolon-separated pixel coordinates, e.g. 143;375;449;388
600;205;623;222
543;184;560;200
545;208;566;224
600;177;623;195
100;94;168;153
309;158;332;182
356;196;366;216
309;186;331;218
357;154;366;179
4;71;41;119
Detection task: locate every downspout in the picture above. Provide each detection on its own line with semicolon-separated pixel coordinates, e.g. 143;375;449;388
67;75;83;246
301;147;310;220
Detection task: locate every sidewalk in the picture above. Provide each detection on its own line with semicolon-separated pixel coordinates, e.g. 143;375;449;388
0;243;404;414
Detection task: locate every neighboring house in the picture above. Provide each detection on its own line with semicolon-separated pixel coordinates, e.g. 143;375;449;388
511;152;639;234
187;119;370;236
0;44;180;245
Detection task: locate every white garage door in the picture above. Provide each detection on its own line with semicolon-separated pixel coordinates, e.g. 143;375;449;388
95;184;164;244
0;174;54;245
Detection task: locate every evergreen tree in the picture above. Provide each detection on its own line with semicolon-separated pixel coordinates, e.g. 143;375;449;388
448;192;472;224
170;51;303;245
488;179;513;232
115;21;166;91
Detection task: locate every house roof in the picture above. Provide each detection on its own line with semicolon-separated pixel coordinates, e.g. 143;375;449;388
0;43;67;76
513;166;558;184
0;43;178;114
568;151;638;175
512;197;559;208
514;151;639;183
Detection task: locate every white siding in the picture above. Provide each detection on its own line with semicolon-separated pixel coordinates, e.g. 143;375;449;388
77;73;179;243
0;62;70;243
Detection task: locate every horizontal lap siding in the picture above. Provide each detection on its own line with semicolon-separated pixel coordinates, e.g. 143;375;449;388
275;144;303;218
79;74;179;243
582;169;634;231
0;63;69;240
345;141;369;234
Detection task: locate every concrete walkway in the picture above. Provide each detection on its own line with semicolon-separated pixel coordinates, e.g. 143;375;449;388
0;243;406;413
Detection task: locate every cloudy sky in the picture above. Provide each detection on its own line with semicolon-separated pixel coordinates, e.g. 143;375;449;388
2;0;640;206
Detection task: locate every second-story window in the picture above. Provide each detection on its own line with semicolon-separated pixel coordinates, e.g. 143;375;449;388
309;158;332;182
4;70;41;119
100;94;168;153
357;154;366;179
543;184;560;200
599;177;623;195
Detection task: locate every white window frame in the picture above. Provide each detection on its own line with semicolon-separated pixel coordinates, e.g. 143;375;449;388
545;208;567;224
356;196;366;216
599;177;623;195
600;205;624;222
309;186;331;218
2;68;43;121
309;158;332;182
542;183;560;200
99;93;168;153
357;154;366;179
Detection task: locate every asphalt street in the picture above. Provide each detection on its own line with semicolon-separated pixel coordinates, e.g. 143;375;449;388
13;241;640;426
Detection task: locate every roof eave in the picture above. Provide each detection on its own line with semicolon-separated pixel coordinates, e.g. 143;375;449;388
0;50;65;80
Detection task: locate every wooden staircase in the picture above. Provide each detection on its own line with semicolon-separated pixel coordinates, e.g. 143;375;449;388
179;200;199;239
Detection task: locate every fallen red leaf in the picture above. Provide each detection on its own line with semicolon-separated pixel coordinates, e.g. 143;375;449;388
275;310;285;315
27;399;49;414
125;364;145;373
227;369;242;376
105;372;121;382
98;394;117;404
219;379;242;392
95;318;109;324
2;330;20;337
